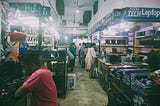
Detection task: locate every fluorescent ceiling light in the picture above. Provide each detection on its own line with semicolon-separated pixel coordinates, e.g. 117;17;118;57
76;9;80;14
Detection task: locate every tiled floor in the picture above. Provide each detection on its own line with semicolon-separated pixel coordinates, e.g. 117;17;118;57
59;59;108;106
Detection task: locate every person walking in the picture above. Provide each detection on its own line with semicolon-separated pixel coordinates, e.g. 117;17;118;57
79;42;86;68
67;48;75;72
85;43;96;71
78;43;82;63
69;43;77;67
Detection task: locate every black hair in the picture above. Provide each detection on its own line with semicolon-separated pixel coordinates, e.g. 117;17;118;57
18;50;40;65
126;49;132;54
92;43;96;45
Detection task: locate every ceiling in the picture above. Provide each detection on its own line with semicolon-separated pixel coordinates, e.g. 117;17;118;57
63;0;97;34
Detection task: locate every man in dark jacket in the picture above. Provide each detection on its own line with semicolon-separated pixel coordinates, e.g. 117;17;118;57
79;42;86;68
147;47;159;71
69;43;77;70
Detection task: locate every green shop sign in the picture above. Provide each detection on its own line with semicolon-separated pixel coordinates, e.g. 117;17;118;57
122;7;160;21
92;7;160;33
9;3;51;17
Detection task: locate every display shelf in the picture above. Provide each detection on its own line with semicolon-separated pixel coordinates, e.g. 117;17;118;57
108;65;160;106
102;44;128;47
101;36;128;53
111;82;133;102
134;28;160;53
97;59;111;92
135;35;153;39
127;33;134;51
134;47;152;54
134;45;152;48
134;35;155;53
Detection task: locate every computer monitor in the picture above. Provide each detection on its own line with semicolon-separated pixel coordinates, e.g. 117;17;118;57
109;55;121;64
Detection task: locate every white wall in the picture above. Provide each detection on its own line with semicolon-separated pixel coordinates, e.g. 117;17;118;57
89;0;160;29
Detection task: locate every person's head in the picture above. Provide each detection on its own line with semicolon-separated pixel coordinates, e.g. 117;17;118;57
91;43;96;50
18;50;40;73
126;49;132;54
82;42;85;46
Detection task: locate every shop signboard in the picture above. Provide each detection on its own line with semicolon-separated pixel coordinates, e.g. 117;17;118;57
10;25;22;32
19;42;28;55
93;9;121;33
8;32;26;42
100;9;121;29
122;7;160;22
92;7;160;33
42;6;51;16
26;36;38;46
4;42;19;62
113;9;122;23
103;13;114;26
9;3;51;16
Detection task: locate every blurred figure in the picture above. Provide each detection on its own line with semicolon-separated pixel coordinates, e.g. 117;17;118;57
85;43;96;71
67;48;75;72
147;47;160;71
78;43;82;63
126;49;133;62
69;43;76;70
79;42;86;68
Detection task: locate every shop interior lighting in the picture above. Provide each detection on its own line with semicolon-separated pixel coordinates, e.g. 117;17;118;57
108;28;117;35
101;29;108;36
104;22;135;34
125;28;129;32
8;19;18;25
54;30;60;40
119;22;135;30
102;27;117;36
18;16;39;27
49;26;55;34
8;16;40;28
75;0;80;14
76;7;80;14
64;36;68;40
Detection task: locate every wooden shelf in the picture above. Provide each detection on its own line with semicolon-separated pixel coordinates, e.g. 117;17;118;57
134;45;152;48
135;35;153;39
102;44;128;47
134;34;154;53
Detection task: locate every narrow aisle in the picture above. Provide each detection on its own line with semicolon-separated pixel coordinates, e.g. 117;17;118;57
59;58;108;106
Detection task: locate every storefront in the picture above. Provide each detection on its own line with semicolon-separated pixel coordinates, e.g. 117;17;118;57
93;6;160;106
0;1;62;62
0;1;65;106
90;7;160;54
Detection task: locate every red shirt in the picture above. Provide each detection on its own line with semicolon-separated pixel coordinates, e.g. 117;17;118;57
23;66;58;106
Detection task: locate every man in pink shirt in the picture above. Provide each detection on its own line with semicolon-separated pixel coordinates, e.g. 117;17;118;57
15;50;58;106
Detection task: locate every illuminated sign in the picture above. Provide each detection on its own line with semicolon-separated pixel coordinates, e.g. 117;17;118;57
42;6;51;16
122;7;160;21
9;3;51;16
113;9;122;19
92;7;160;33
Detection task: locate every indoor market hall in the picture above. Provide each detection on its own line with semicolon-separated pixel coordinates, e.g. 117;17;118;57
1;0;160;106
58;58;108;106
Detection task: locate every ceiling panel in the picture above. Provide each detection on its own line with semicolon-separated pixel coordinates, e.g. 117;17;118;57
63;0;97;34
